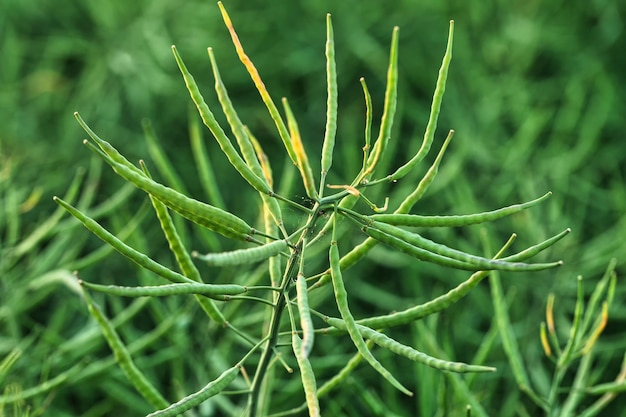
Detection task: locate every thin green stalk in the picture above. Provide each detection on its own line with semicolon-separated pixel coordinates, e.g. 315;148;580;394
246;241;302;416
557;352;594;417
188;107;227;210
12;167;84;259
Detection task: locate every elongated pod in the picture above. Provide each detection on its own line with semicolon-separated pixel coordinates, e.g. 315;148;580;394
363;26;399;177
74;112;144;176
351;230;570;330
82;288;169;409
81;141;255;242
292;333;321;417
319;13;338;195
54;197;195;285
141;160;228;324
171;45;272;196
296;272;315;358
283;97;318;200
387;20;454;181
146;366;239;417
330;232;412;396
217;1;297;166
371;192;552;227
362;223;562;272
79;280;247;299
193;239;288;267
207;47;284;231
325;317;495;373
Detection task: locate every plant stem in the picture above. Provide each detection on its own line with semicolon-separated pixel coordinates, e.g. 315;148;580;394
247;202;327;416
247;249;299;415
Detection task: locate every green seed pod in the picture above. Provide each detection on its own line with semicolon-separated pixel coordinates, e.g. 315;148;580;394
363;26;399;177
54;197;194;285
350;230;570;330
171;45;272;197
79;280;247;299
319;13;338;194
141;163;227;324
296;273;315;358
363;223;562;272
283;97;318;200
146;366;239;417
387;20;454;181
207;47;284;231
193;239;288;267
92;153;255;242
371;192;552;227
330;239;412;396
74;112;144;176
325;317;495;373
292;333;321;417
82;288;169;409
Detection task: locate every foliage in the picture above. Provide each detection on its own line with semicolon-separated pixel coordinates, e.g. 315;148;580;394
1;0;624;416
0;2;567;415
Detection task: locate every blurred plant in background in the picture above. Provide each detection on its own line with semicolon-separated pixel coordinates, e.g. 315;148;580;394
1;0;624;416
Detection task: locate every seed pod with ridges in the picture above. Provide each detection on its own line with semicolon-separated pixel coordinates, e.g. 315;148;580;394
193;239;288;267
371;192;552;227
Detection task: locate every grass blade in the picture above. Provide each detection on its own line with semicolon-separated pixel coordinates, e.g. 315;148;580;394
483;233;546;410
142;119;188;194
188;107;227;210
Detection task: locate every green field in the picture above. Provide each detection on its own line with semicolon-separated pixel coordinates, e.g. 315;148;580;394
2;1;624;416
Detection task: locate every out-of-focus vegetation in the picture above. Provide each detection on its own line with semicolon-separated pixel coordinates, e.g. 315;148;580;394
1;0;624;416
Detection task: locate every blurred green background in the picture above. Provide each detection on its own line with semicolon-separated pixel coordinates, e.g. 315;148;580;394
1;0;625;416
